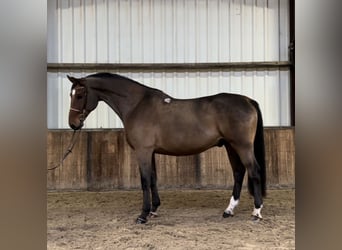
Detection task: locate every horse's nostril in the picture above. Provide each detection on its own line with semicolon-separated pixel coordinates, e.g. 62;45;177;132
70;124;77;130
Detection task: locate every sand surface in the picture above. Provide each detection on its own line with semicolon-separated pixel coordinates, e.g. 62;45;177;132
48;189;295;249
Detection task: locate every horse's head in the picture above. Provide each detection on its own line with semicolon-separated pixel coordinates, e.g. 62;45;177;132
67;75;98;130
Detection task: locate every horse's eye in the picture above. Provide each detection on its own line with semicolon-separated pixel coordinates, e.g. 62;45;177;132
76;95;83;99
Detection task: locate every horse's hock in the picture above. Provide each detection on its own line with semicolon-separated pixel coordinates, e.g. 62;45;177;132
47;128;294;191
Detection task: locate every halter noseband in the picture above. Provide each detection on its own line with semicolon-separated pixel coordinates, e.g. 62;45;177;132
70;107;83;113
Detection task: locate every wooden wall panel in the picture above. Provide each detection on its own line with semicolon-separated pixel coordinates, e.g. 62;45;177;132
87;130;141;190
199;147;235;189
47;131;88;190
47;128;295;190
264;129;295;186
156;155;199;188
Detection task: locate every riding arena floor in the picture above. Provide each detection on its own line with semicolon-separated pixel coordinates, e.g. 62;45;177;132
47;189;295;249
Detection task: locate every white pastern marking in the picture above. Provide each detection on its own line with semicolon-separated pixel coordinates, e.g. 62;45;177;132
164;98;171;103
252;204;263;219
224;196;239;215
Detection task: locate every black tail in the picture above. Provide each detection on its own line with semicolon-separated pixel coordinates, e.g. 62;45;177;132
248;100;267;197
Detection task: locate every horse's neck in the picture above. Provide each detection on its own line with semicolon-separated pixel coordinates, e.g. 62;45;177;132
92;79;146;123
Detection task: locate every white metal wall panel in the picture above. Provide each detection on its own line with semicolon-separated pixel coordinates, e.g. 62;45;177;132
47;0;290;63
47;71;290;128
47;0;291;129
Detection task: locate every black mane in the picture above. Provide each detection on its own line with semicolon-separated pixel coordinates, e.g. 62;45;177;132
86;72;143;84
86;72;151;89
87;72;121;79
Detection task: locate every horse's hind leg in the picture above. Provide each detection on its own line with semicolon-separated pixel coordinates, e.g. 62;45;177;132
234;145;264;220
150;153;160;218
223;144;246;218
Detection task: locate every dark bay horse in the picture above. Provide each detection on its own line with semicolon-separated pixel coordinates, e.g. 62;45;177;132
67;73;266;223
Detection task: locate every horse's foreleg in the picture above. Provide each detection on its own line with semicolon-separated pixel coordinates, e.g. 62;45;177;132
223;145;246;218
136;150;153;224
150;153;160;218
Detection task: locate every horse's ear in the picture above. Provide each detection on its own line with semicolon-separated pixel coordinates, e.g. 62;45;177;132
67;75;77;84
67;75;86;86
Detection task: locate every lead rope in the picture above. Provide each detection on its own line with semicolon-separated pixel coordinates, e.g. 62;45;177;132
47;130;80;171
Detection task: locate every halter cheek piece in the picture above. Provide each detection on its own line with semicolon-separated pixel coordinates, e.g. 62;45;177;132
70;86;87;117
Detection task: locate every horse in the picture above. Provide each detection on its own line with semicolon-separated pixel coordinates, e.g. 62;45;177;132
67;72;266;224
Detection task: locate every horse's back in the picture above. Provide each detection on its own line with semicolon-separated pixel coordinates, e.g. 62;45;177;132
126;91;258;154
129;91;257;134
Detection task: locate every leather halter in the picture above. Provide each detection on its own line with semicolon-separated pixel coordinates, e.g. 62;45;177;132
69;86;87;114
70;107;83;113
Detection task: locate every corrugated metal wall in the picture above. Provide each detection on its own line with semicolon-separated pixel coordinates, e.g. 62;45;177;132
47;0;291;128
47;70;290;128
48;0;289;63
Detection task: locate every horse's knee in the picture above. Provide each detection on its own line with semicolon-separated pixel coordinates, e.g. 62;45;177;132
140;179;150;190
139;168;152;189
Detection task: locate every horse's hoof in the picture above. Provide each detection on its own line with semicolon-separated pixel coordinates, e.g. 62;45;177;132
251;215;262;222
136;217;147;224
149;211;158;218
222;211;234;218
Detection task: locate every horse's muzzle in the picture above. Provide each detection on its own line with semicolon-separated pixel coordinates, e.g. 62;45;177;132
69;120;83;130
